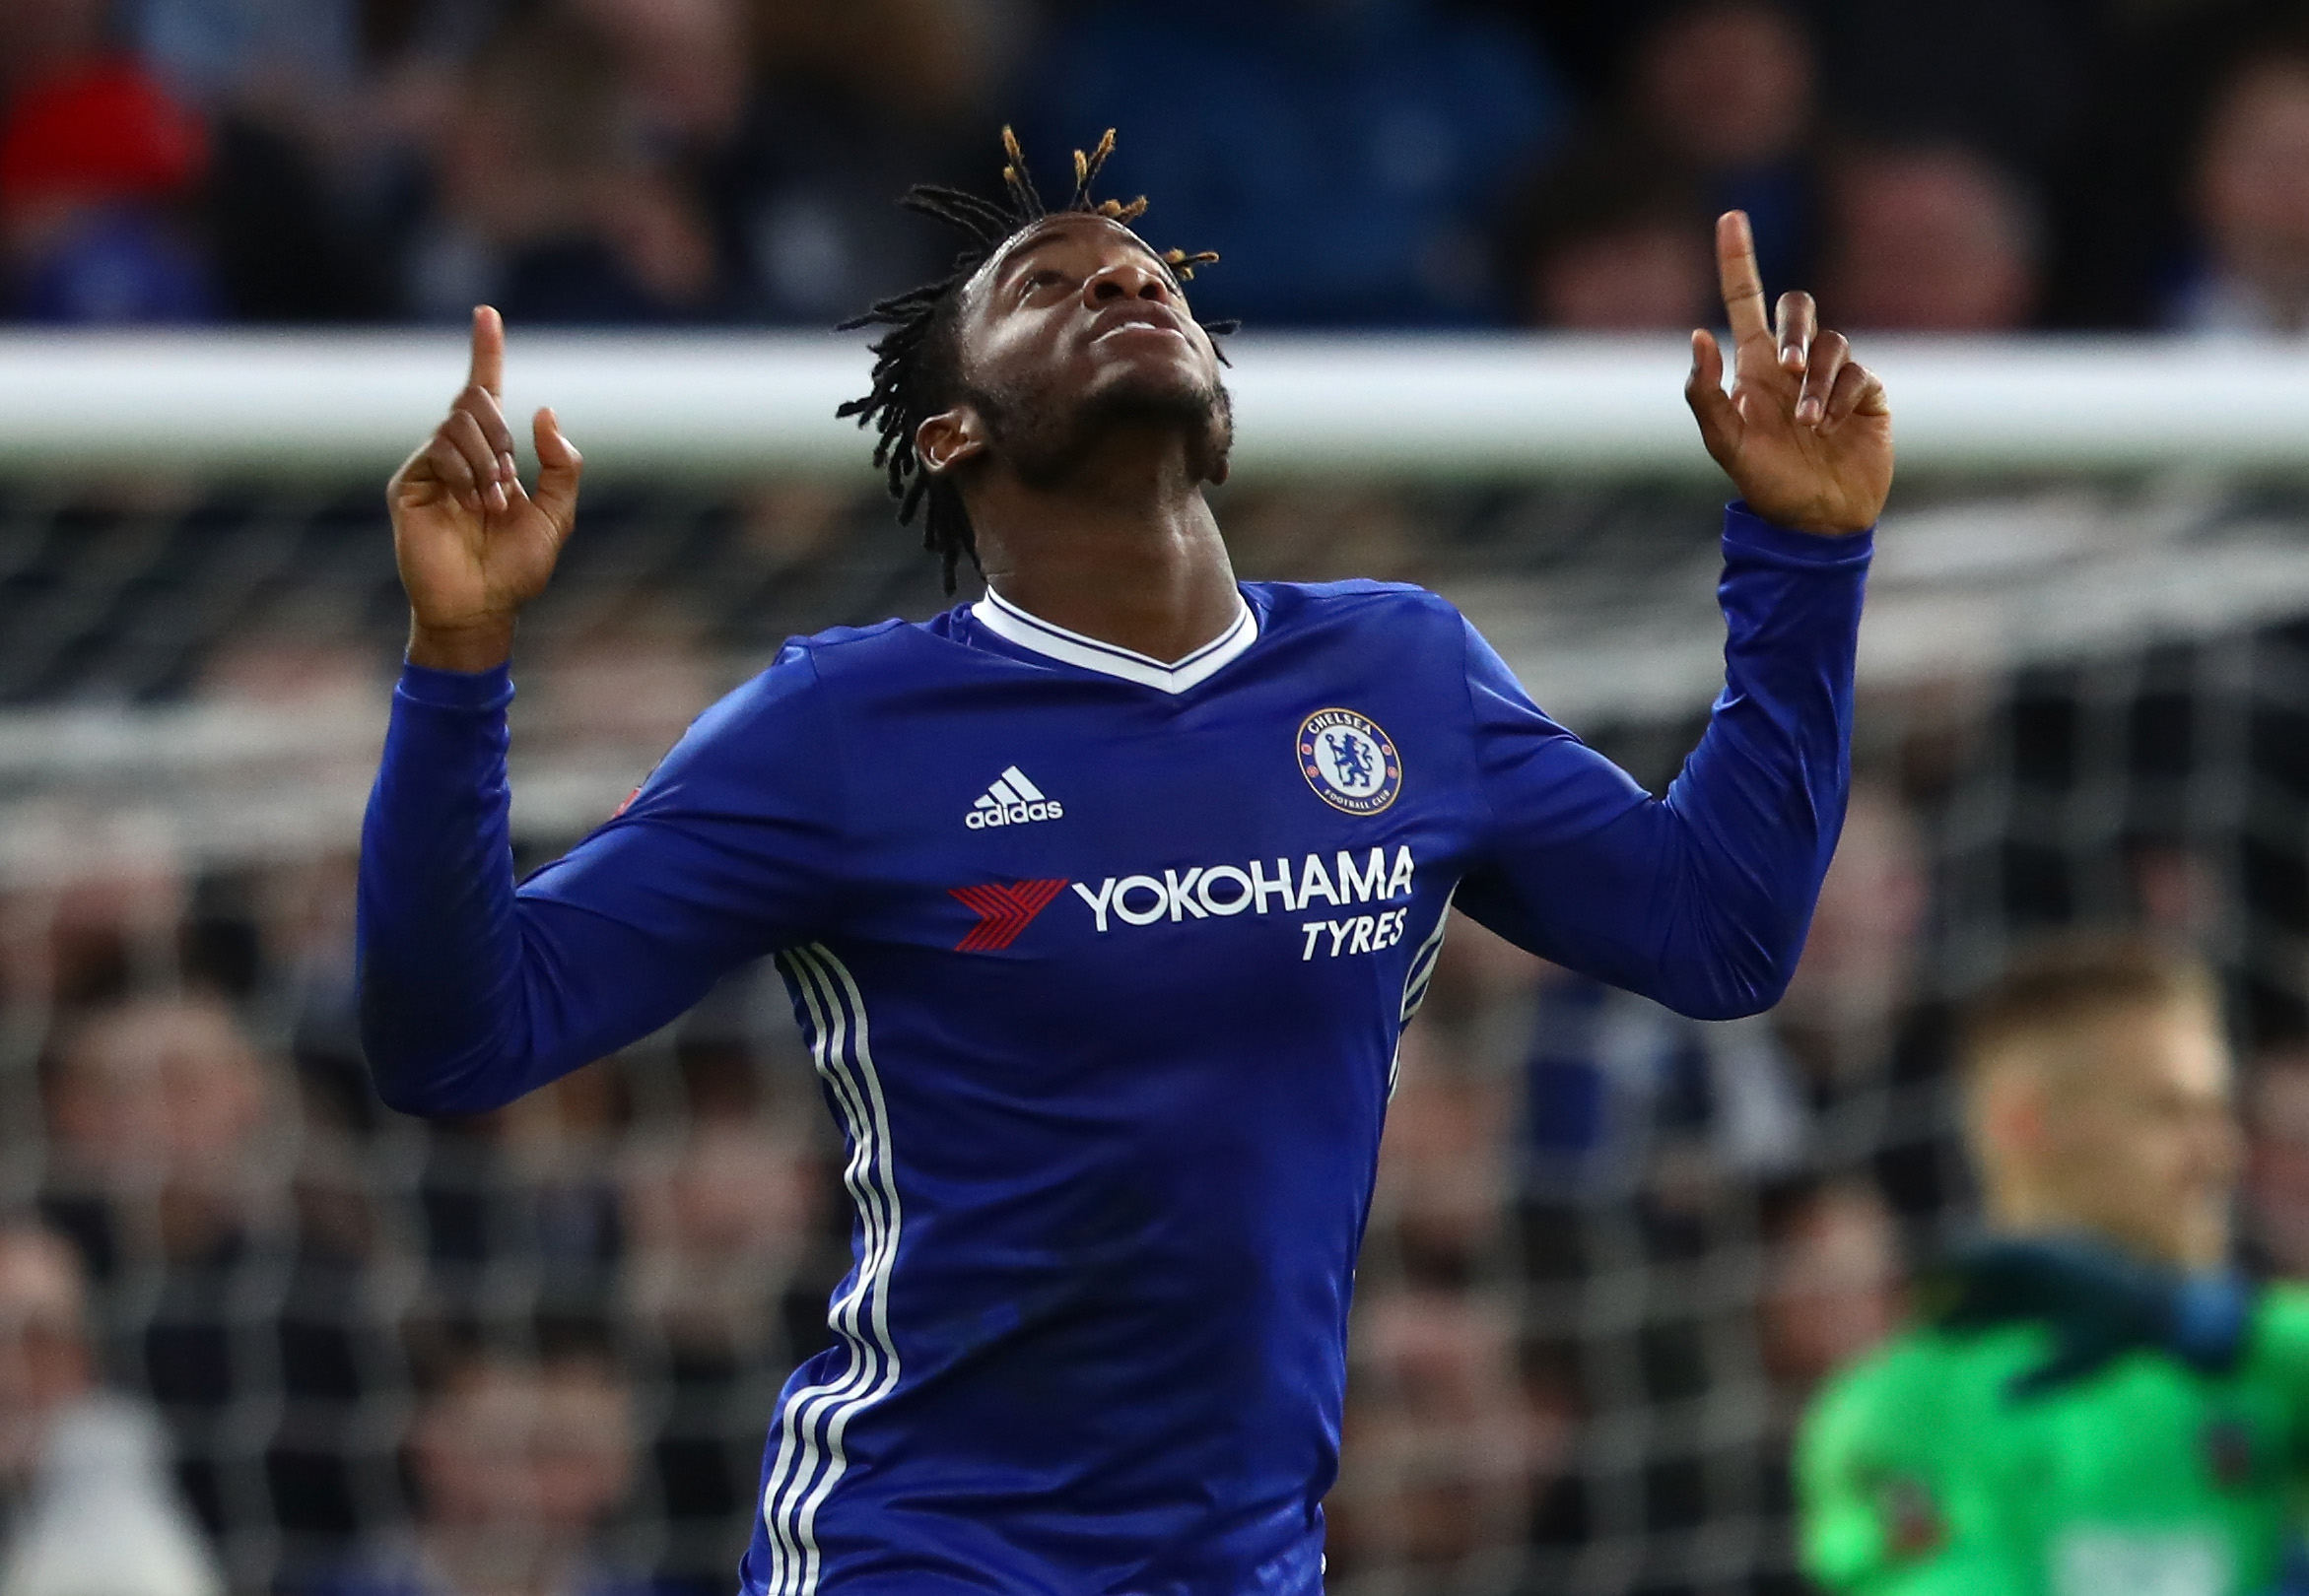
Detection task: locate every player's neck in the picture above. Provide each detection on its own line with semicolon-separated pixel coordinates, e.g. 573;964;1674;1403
1984;1188;2207;1272
971;442;1241;666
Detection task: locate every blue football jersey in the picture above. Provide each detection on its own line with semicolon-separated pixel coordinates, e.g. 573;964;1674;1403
359;505;1869;1596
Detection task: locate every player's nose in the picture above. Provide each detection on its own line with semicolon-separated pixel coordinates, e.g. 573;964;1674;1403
1083;254;1172;308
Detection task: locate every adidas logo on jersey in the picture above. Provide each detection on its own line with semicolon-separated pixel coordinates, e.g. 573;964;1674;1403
966;766;1064;830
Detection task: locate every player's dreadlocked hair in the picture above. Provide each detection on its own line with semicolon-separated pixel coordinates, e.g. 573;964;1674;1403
838;127;1232;593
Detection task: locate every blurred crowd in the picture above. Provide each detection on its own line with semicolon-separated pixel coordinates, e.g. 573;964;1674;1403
0;827;849;1594
5;0;2309;332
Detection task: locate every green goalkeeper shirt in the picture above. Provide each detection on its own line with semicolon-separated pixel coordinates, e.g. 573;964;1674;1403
1798;1286;2309;1596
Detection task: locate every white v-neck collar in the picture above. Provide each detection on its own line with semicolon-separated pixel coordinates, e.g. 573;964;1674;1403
971;584;1257;695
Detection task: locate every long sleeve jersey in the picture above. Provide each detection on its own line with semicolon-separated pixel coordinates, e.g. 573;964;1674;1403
358;503;1870;1596
1800;1285;2309;1596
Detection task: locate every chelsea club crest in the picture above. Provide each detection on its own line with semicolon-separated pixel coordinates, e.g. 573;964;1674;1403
1298;708;1402;816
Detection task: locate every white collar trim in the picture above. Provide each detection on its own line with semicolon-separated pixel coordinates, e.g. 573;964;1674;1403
971;585;1257;694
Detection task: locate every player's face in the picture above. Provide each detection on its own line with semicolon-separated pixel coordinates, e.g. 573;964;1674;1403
2038;1002;2241;1269
951;214;1230;475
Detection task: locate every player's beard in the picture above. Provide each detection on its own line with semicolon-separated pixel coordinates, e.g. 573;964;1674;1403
966;369;1235;491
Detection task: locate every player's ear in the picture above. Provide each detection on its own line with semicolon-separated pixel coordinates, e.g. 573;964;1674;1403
1200;380;1234;488
917;405;988;478
1977;1071;2046;1157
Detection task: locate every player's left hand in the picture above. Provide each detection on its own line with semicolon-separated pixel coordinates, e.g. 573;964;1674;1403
1685;211;1892;537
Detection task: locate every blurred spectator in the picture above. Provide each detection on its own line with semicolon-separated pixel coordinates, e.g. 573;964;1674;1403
311;1325;645;1596
1501;138;1714;329
2032;0;2287;328
1743;1179;1903;1596
1812;0;2100;183
1221;486;1422;585
1775;782;1929;1062
0;1222;223;1596
1756;1179;1903;1401
514;612;721;761
1024;0;1569;326
1366;1027;1513;1285
400;12;715;324
1816;142;2044;331
620;1071;824;1364
419;1065;627;1312
0;0;100;90
39;993;395;1582
618;1041;838;1582
566;0;748;155
0;0;216;322
1411;907;1550;1069
1330;1289;1562;1587
42;994;275;1257
155;630;384;1137
554;0;755;318
1774;781;1960;1224
1622;0;1819;295
123;0;360;111
1521;970;1802;1217
2245;1046;2309;1274
169;0;491;322
0;816;187;1009
702;0;1005;324
2175;37;2309;335
1959;934;2238;1269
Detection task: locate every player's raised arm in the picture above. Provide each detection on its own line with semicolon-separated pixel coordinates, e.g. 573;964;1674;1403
358;310;842;1117
1684;211;1893;537
387;305;583;672
1457;212;1885;1018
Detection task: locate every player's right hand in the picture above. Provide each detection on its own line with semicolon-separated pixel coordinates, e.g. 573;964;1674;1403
387;305;582;672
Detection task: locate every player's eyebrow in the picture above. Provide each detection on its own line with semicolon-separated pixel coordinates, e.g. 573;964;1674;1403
987;224;1183;295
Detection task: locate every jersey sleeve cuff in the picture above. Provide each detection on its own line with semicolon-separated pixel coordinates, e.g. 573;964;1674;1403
395;658;515;712
1724;501;1875;568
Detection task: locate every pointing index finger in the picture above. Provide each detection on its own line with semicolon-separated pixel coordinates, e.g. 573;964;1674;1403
1716;212;1771;350
468;304;505;397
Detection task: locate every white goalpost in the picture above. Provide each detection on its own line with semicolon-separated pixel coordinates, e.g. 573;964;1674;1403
4;332;2309;477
